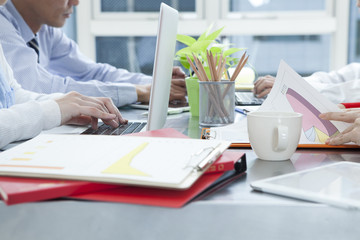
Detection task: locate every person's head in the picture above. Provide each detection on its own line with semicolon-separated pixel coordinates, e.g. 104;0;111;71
12;0;79;33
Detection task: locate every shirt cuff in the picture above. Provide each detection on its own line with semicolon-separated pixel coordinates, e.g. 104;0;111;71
116;84;138;106
39;100;61;130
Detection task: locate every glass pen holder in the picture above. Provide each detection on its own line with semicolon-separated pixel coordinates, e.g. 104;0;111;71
199;80;235;127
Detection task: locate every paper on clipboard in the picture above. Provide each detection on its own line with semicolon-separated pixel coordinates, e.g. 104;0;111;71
0;134;230;189
207;60;358;148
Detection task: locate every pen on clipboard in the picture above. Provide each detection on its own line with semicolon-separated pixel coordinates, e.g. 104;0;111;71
235;107;249;116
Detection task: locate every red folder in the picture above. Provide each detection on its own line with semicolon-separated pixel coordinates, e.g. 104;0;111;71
0;151;238;206
70;151;245;208
70;172;223;208
0;177;119;205
0;128;244;206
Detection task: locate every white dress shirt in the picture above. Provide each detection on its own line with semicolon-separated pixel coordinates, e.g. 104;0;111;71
0;44;61;149
0;0;152;107
305;63;360;103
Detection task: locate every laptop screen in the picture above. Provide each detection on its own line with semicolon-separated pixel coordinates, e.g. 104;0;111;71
146;3;179;131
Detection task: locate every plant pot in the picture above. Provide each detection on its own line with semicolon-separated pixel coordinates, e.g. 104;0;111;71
185;77;200;116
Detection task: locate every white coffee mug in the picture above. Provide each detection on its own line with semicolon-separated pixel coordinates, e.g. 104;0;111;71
247;111;302;161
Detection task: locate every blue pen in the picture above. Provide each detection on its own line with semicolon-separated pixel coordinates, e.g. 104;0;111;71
235;107;248;116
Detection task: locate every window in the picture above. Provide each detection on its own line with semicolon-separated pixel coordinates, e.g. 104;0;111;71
76;0;349;77
348;0;360;63
100;0;195;13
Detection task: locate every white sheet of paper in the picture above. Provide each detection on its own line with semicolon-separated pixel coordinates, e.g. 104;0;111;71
258;60;350;145
210;60;351;145
0;134;229;188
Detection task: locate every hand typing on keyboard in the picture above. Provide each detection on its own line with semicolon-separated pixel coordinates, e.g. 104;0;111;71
55;91;128;130
253;75;275;98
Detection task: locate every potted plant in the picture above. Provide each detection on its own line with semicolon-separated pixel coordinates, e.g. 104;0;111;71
175;25;244;116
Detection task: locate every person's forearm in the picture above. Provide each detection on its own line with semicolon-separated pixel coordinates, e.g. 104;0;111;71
0;100;60;149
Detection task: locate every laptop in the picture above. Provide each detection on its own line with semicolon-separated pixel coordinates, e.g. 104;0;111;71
129;100;190;115
229;66;265;106
235;91;265;106
82;3;179;135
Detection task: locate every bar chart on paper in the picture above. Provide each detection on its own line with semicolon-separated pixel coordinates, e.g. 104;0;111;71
0;140;64;170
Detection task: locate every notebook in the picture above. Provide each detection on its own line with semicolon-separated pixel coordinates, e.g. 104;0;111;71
82;3;179;135
250;162;360;209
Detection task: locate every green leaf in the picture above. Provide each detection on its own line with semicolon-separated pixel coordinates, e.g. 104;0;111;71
178;58;190;70
211;43;227;49
174;56;191;70
203;66;211;80
175;47;193;57
224;48;243;56
176;34;196;46
197;23;214;41
209;47;222;54
205;27;224;41
226;56;238;62
226;57;240;68
190;40;213;53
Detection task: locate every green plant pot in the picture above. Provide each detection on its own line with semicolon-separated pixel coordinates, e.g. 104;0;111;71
185;77;200;116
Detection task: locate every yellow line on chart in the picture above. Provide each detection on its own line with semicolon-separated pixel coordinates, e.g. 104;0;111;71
11;158;31;161
102;142;150;176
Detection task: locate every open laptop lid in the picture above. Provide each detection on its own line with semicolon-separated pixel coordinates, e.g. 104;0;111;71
146;3;179;131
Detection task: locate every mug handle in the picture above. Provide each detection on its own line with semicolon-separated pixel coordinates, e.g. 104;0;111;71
274;125;288;152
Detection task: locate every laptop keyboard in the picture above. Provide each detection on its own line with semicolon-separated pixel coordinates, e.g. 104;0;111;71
81;122;146;135
235;92;265;106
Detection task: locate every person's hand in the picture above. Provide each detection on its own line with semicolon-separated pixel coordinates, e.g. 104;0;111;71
169;78;186;102
170;67;187;102
136;74;187;103
172;66;186;80
55;91;127;129
337;103;346;109
135;84;151;103
319;110;360;145
253;75;275;98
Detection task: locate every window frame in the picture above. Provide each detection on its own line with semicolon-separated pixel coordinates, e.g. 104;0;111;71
76;0;350;71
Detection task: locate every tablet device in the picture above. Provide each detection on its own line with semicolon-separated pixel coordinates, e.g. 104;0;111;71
250;162;360;209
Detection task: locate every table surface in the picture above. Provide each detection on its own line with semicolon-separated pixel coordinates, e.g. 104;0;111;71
1;108;360;240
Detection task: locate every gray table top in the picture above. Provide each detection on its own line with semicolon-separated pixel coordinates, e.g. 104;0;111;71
1;108;360;240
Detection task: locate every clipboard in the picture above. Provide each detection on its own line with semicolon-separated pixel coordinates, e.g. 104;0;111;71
0;134;231;189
